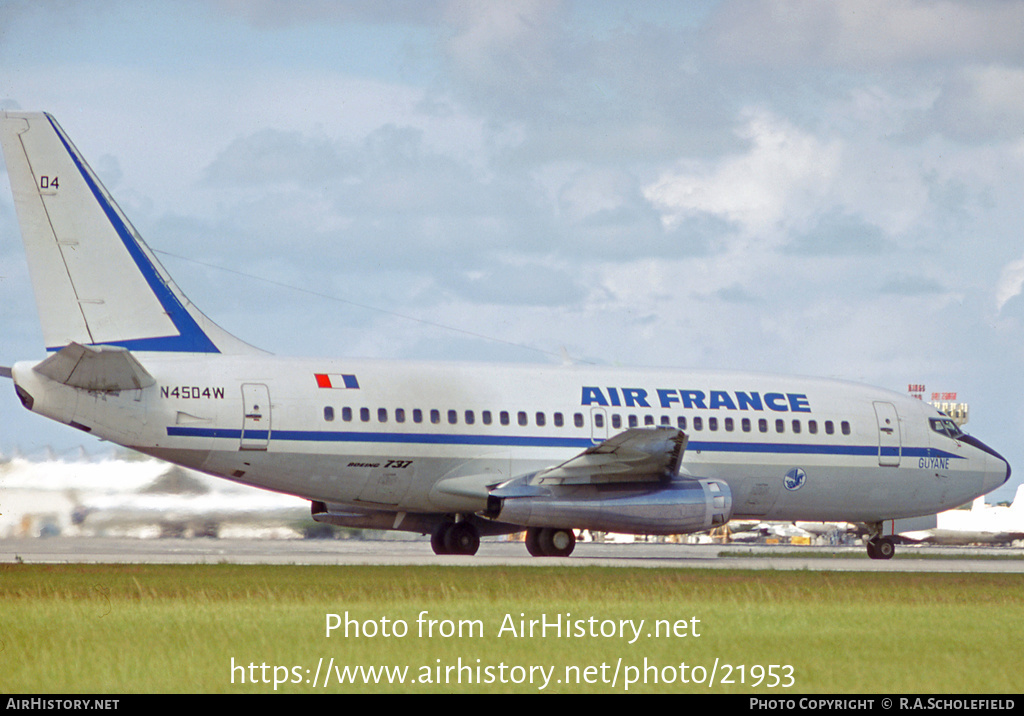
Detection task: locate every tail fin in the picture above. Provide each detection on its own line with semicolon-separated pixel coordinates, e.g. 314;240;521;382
0;111;259;354
1010;484;1024;513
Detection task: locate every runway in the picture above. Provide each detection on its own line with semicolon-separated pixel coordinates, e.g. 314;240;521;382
4;536;1024;572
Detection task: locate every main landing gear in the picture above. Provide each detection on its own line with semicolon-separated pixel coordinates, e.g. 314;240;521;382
429;521;578;557
525;527;576;557
866;536;896;560
431;520;480;556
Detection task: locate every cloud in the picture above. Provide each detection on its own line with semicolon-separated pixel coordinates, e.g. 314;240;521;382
997;257;1024;313
783;210;889;256
214;0;443;27
450;260;588;307
642;110;841;236
437;2;739;162
441;0;566;100
921;65;1024;143
706;0;1024;70
203;128;350;187
879;274;948;296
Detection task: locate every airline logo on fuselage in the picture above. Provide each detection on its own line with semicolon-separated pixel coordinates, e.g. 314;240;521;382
581;387;812;413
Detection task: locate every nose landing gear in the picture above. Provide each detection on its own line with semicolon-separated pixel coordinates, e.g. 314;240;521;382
865;533;895;560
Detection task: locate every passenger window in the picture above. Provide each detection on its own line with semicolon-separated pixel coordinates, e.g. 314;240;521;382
378;408;387;423
644;415;655;426
396;408;405;423
808;420;817;434
342;407;352;422
759;418;768;433
554;412;564;427
612;414;622;429
324;406;334;422
594;413;604;428
709;417;718;431
482;410;492;425
361;408;370;422
661;415;672;426
536;412;546;427
431;409;440;424
518;411;528;426
448;410;458;425
791;420;800;434
628;415;638;428
825;420;834;435
413;409;423;424
574;413;584;428
501;411;510;426
677;416;687;430
841;421;851;436
775;419;785;433
742;418;751;433
694;417;703;431
465;410;474;425
725;417;734;432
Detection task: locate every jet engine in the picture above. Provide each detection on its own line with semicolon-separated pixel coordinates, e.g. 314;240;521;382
486;478;732;535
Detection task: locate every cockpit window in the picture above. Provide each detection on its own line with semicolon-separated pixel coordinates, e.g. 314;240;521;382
930;417;964;440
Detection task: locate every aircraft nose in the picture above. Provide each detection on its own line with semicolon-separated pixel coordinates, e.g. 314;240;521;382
983;447;1011;494
959;434;1011;493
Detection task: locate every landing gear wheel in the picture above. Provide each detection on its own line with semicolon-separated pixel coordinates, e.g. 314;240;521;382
431;522;452;555
866;536;895;560
444;521;480;556
875;536;895;560
541;528;576;557
524;527;576;557
525;527;545;556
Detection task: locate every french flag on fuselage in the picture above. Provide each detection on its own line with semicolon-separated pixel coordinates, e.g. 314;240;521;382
314;373;360;389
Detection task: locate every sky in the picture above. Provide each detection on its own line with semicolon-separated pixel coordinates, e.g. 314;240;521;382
0;0;1022;501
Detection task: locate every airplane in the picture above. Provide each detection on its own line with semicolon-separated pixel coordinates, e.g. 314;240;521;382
0;111;1011;560
899;485;1024;546
0;453;308;539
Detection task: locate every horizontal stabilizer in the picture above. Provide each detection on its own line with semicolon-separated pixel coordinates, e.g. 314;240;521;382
0;366;11;379
33;342;155;391
533;427;687;485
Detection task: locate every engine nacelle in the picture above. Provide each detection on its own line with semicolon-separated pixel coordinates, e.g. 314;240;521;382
488;479;732;535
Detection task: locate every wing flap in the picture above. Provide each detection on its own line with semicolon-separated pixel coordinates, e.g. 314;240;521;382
33;342;155;391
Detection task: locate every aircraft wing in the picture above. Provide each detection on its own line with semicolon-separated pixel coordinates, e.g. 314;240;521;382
431;428;688;511
532;427;687;485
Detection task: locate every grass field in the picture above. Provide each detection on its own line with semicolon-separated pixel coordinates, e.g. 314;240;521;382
2;563;1022;693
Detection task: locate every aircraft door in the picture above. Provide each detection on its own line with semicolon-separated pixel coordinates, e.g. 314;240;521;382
241;383;271;450
873;401;901;467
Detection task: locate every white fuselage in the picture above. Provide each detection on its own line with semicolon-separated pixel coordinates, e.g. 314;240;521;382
12;353;1008;526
